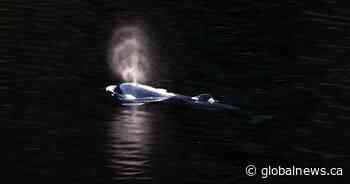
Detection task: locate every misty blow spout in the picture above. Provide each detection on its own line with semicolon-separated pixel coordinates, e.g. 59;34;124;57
108;26;151;83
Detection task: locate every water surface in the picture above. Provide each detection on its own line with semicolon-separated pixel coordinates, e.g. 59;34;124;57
2;1;350;183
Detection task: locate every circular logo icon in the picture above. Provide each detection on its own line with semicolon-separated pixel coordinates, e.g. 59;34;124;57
246;165;257;176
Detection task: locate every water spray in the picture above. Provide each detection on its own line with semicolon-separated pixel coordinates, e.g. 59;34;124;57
108;26;150;83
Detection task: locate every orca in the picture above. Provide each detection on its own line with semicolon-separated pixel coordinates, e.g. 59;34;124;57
105;82;240;111
105;83;273;123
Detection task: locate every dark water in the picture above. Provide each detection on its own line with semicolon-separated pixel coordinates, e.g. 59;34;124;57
2;1;350;183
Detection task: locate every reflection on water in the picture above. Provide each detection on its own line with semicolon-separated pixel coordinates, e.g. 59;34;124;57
107;107;154;181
